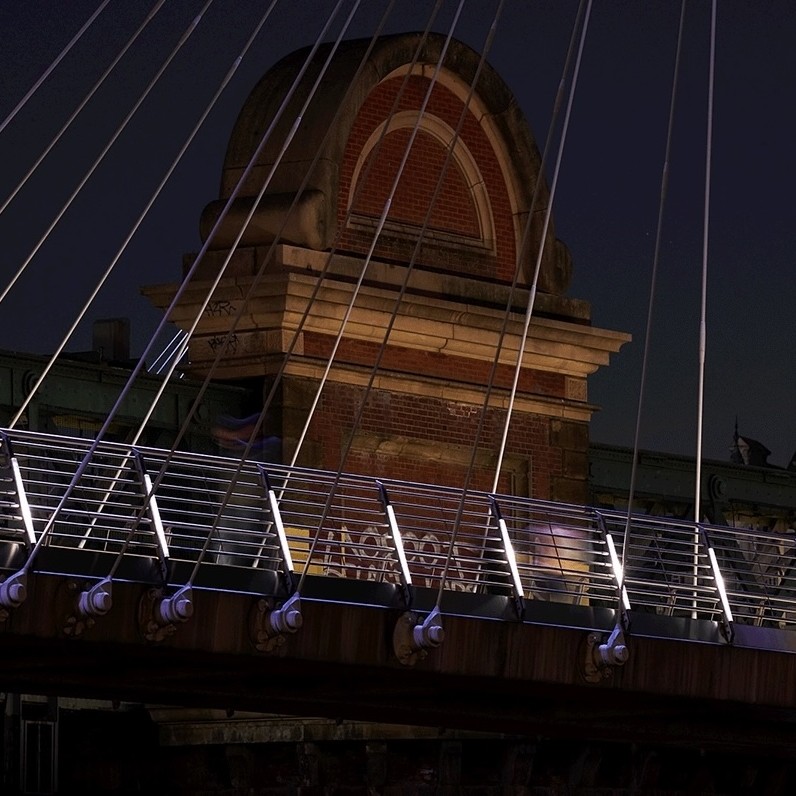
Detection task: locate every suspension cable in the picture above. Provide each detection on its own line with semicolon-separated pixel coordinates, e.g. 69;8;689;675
0;0;216;308
292;1;465;473
150;329;188;375
694;0;717;530
116;1;437;584
434;0;591;608
0;1;168;217
296;0;504;592
0;0;112;135
18;0;346;572
8;0;279;430
620;0;687;574
129;0;362;451
295;0;468;592
693;0;717;613
225;3;440;479
176;2;450;587
129;0;410;465
103;0;372;583
18;0;281;568
491;0;592;488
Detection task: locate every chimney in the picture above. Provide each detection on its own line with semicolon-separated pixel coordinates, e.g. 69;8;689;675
93;318;130;362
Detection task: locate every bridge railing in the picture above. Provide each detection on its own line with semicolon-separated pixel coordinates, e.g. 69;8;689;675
701;520;796;628
0;428;790;633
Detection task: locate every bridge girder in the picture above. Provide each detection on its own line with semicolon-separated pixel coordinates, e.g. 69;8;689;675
2;572;796;755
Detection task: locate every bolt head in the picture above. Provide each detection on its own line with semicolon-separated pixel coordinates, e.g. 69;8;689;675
92;590;112;614
613;644;629;664
174;597;193;621
426;624;444;646
7;582;25;605
284;608;302;631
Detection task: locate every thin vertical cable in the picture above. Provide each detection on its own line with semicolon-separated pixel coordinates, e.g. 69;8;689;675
294;0;501;590
621;0;687;572
116;1;436;582
292;0;466;474
134;0;445;587
437;0;591;607
150;329;188;375
296;0;468;592
693;0;717;613
133;0;374;584
491;0;592;489
0;0;112;135
18;0;348;571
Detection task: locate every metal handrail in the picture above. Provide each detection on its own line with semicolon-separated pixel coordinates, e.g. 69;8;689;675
0;427;792;632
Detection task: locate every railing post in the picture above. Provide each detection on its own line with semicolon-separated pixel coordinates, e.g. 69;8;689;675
376;480;413;607
258;467;296;593
488;496;525;619
700;525;735;643
0;431;36;547
0;432;32;615
251;468;302;652
594;511;631;621
584;511;630;682
132;449;170;581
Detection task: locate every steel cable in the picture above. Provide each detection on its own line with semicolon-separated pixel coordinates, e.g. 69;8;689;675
0;0;112;135
0;0;216;307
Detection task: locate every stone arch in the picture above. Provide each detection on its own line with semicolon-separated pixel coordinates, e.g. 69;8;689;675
203;33;572;294
347;109;496;253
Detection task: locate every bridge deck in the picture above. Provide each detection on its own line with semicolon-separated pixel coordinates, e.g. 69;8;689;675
2;427;796;746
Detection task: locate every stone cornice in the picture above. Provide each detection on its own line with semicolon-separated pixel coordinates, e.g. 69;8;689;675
143;246;630;383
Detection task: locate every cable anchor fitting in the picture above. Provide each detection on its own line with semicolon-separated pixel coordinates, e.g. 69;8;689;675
155;584;194;626
0;572;27;616
77;578;112;618
584;623;629;682
138;585;193;643
393;606;445;666
250;592;302;653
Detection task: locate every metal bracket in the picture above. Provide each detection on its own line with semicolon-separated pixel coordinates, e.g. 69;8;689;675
249;592;302;653
137;585;193;642
0;431;37;549
77;577;112;620
155;584;194;625
61;578;112;637
0;571;27;614
584;623;629;683
393;606;444;666
259;468;296;591
719;614;735;644
701;526;735;645
132;450;170;582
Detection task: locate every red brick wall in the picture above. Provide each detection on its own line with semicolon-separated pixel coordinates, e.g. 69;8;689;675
351;129;481;238
338;75;517;280
281;71;587;504
291;379;561;500
303;332;565;397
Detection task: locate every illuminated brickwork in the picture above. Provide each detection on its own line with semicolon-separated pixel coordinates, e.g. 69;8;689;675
149;34;629;505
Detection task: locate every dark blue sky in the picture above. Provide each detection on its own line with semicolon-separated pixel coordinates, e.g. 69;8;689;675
1;1;795;464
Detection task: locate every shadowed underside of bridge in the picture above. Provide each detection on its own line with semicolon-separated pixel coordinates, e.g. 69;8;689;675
5;572;796;756
4;429;796;757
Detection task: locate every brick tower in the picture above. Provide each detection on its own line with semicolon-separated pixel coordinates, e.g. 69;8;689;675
144;34;629;504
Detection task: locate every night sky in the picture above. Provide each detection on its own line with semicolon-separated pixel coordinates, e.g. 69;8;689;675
1;1;795;465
